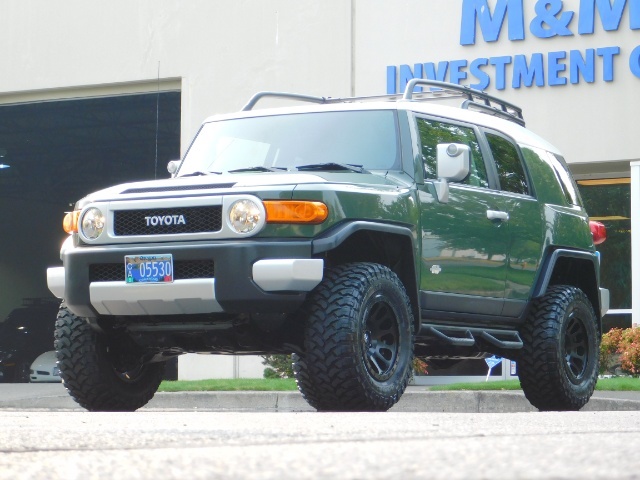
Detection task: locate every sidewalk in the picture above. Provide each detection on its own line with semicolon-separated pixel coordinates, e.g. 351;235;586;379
1;383;640;412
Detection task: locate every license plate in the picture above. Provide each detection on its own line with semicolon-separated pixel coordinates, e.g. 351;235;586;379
125;254;174;284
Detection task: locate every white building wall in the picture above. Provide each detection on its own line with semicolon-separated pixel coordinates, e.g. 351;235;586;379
0;0;353;148
1;1;636;179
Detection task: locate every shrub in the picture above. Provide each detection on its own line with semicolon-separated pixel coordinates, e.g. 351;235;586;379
413;357;429;376
600;328;624;374
600;327;640;376
618;328;640;376
262;354;429;378
261;354;294;379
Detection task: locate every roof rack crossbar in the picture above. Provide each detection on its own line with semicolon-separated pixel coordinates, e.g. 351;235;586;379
403;79;525;126
242;92;335;111
242;92;406;111
460;99;526;126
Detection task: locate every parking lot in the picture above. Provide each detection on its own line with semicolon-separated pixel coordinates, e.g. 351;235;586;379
1;408;640;479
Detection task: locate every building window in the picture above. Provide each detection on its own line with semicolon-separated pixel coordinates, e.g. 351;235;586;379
0;92;181;382
577;178;631;329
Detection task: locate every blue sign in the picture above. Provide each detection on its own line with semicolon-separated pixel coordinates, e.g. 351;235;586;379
386;0;640;93
460;0;640;45
485;355;503;369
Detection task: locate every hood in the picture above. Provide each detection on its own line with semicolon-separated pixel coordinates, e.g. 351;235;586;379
78;171;409;204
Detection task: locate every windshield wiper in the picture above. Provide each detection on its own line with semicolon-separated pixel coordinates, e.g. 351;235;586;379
296;163;367;173
179;171;222;177
227;166;287;173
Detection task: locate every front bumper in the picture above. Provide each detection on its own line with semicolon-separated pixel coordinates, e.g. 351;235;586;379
47;239;323;318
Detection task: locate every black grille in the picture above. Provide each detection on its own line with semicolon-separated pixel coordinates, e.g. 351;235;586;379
89;260;215;282
113;206;222;235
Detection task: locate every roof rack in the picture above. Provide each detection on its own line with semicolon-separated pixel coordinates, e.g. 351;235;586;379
241;80;525;127
241;92;358;111
402;79;525;126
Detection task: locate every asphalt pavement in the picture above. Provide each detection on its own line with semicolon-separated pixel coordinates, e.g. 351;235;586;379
2;383;640;412
3;410;640;479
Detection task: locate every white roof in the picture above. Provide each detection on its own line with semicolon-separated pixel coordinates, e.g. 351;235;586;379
203;96;562;155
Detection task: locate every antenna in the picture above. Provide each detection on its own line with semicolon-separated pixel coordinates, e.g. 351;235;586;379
154;61;160;179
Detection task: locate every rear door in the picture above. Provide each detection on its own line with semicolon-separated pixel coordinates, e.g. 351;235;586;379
482;130;542;318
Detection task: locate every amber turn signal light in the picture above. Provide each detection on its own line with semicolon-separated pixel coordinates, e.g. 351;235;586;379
63;210;81;234
263;201;328;224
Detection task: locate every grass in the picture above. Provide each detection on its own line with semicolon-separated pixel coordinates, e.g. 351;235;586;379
157;376;640;392
428;377;640;392
158;378;297;392
428;380;523;391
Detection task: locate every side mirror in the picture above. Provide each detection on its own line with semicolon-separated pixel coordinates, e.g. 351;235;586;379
167;160;180;177
433;143;471;203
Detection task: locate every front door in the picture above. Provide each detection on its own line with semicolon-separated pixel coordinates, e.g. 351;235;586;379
415;116;509;317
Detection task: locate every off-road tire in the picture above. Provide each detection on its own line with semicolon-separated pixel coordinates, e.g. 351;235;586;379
54;303;165;412
294;263;414;411
518;285;599;411
291;353;322;408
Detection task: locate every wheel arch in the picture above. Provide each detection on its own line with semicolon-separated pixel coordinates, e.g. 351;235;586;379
312;221;420;331
532;248;602;333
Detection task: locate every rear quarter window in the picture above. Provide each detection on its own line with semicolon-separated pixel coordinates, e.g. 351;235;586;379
546;153;583;206
519;145;574;207
486;132;530;195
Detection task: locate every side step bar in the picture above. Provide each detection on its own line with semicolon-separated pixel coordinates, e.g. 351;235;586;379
420;324;524;350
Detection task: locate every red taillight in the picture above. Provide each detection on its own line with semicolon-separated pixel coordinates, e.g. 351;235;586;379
589;220;607;245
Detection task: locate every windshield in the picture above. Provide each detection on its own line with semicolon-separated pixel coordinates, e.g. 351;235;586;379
177;110;400;176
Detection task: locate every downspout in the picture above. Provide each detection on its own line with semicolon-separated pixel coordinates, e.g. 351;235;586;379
351;0;356;97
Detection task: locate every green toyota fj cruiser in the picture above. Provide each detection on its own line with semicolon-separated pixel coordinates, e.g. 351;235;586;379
47;79;609;412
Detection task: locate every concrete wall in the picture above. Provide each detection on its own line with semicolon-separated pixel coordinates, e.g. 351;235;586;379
0;0;353;149
178;354;265;380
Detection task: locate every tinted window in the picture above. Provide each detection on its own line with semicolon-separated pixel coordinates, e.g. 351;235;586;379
486;133;529;195
417;118;488;188
548;153;582;206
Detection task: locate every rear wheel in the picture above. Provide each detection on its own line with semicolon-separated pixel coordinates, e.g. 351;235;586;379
518;285;599;411
54;303;165;412
293;263;414;411
16;361;31;383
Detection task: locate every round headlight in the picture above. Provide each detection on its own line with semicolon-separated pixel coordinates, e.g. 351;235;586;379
228;199;261;234
81;207;105;240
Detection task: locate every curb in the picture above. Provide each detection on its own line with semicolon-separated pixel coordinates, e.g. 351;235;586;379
2;389;640;412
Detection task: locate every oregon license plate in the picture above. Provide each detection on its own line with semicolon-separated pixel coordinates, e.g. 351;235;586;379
125;254;173;284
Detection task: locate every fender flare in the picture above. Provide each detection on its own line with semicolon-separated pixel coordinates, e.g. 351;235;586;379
311;221;420;329
532;248;603;321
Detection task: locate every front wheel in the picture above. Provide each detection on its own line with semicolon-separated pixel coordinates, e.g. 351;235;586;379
294;263;414;411
54;303;165;412
518;285;600;411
